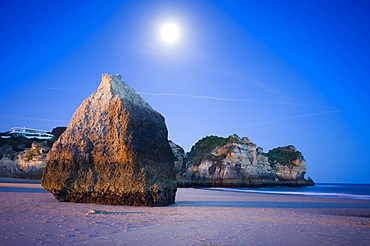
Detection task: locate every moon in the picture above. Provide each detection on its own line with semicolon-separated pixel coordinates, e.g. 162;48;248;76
161;23;180;44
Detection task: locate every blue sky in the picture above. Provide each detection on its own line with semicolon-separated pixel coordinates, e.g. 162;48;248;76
1;0;369;183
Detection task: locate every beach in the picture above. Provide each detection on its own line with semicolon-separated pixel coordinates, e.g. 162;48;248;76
0;178;369;245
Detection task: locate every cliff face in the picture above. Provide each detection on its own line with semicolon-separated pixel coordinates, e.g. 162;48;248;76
168;140;185;174
265;145;307;181
173;135;314;187
0;142;49;179
42;74;177;206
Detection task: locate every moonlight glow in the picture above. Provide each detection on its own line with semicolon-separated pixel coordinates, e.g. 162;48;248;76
161;23;180;43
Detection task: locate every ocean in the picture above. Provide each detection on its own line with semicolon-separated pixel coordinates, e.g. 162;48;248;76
207;183;370;200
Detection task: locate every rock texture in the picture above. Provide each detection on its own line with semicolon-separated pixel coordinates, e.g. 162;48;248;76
265;145;308;182
0;142;49;179
168;140;185;174
174;135;314;187
41;74;177;206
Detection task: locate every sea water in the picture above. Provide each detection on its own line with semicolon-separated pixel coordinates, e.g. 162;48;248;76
208;184;370;200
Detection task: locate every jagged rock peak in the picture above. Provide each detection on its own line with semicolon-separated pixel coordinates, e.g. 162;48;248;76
94;73;152;109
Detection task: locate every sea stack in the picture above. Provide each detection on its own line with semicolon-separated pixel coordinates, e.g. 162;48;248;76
42;74;177;206
175;135;314;187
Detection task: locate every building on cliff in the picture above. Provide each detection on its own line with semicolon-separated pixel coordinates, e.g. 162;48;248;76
9;127;54;140
0;127;66;179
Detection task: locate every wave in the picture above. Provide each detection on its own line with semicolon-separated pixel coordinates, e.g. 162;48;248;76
206;187;370;201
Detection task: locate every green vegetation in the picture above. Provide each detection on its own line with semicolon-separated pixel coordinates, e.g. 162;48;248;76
0;136;35;152
50;127;67;139
24;150;38;161
226;134;245;144
184;135;229;167
265;145;304;167
183;134;253;167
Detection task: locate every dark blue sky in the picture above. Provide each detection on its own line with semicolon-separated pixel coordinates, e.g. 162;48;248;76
1;0;369;183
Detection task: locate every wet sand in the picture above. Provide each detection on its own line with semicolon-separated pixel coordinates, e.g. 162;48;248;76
0;178;369;245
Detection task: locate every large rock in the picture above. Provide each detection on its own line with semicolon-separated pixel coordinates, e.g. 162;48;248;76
265;145;311;185
42;74;177;206
176;135;313;187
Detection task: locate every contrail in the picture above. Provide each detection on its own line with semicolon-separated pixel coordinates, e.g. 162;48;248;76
234;109;347;127
42;89;334;109
137;92;335;109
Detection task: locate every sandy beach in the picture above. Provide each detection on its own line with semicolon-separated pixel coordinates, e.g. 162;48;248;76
0;178;369;245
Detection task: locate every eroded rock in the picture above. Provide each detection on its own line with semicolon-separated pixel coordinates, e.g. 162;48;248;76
42;74;177;206
168;140;185;174
0;142;49;179
176;135;313;187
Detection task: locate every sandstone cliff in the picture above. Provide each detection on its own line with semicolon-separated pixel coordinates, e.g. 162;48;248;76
174;135;314;187
42;74;177;206
265;145;307;181
0;142;49;179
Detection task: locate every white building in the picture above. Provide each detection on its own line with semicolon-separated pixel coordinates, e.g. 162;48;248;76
10;127;54;140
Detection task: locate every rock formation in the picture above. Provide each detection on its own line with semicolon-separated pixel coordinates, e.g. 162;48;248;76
168;140;185;174
42;74;177;206
0;141;49;179
265;145;308;181
173;135;314;187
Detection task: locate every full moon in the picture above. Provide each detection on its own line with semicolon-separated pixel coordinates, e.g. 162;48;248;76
161;23;180;43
